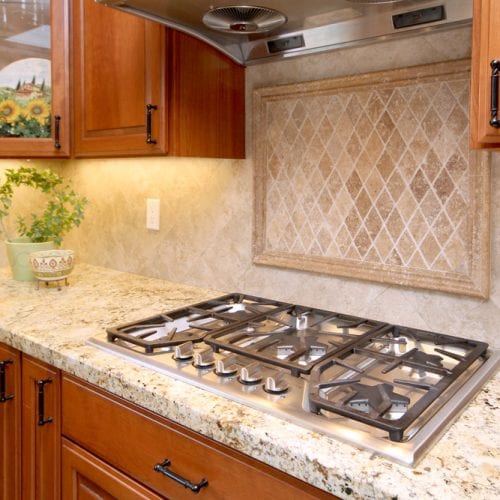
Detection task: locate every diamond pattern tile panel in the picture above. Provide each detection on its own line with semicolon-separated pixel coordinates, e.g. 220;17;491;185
254;60;490;298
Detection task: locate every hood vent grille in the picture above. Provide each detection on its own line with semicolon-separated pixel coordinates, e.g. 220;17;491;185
202;5;287;34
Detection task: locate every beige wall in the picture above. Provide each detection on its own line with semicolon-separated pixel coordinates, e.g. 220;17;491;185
1;26;499;346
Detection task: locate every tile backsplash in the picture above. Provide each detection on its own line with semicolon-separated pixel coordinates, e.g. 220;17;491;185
1;26;500;348
253;60;490;298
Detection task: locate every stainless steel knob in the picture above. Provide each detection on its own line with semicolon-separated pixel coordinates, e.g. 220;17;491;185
193;347;215;368
239;361;262;385
264;370;289;394
174;341;194;361
215;355;238;377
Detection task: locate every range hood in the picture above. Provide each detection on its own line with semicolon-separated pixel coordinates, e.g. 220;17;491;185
95;0;472;65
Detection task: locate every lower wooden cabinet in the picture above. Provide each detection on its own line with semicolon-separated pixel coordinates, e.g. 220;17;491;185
0;343;22;500
0;344;61;500
62;374;333;499
21;354;61;500
1;343;334;500
62;438;162;499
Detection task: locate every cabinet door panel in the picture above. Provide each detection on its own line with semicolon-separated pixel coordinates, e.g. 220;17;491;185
62;438;162;500
0;0;70;157
73;0;166;157
21;354;61;500
0;343;21;500
169;30;245;159
471;0;500;147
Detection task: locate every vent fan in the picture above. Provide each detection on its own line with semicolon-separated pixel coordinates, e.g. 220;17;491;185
202;5;287;34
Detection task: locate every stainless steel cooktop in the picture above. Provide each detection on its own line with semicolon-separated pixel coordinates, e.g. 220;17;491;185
88;293;499;467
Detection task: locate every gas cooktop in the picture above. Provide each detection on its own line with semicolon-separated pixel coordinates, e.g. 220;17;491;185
88;293;500;466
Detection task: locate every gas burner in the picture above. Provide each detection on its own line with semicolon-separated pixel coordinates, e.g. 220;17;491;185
344;383;410;418
205;306;386;376
106;294;290;354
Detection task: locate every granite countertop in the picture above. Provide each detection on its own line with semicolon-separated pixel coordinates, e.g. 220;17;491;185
0;263;498;499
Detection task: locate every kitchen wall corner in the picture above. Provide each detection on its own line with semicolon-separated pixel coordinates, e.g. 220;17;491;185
1;26;499;347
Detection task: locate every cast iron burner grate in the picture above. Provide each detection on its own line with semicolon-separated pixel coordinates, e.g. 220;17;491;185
308;324;489;441
204;306;386;376
106;294;290;354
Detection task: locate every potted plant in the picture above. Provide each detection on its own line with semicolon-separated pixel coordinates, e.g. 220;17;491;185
0;166;88;281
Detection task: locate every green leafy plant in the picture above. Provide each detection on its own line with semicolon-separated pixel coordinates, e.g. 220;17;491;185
0;166;88;245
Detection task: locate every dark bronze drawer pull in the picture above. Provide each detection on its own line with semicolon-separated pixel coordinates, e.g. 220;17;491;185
0;359;14;403
490;60;500;128
37;378;53;426
146;104;158;144
54;115;62;149
154;458;208;493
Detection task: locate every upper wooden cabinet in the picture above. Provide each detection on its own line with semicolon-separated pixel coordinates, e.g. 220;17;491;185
169;30;245;159
73;0;245;159
72;0;166;157
0;0;71;158
470;0;500;148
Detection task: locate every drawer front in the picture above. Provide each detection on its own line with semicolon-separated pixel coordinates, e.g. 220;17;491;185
62;375;332;499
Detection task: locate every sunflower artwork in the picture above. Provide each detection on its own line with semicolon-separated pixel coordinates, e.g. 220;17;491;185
0;77;51;138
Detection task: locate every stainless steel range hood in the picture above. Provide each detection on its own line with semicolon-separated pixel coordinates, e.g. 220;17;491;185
95;0;472;65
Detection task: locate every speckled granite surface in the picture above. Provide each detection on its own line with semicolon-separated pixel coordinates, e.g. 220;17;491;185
0;263;498;499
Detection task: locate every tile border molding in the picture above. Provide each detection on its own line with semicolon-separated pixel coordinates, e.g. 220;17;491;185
253;59;491;298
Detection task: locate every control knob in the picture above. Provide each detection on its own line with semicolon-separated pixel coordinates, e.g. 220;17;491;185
193;347;215;368
173;341;194;361
264;370;289;394
238;361;262;385
215;355;238;377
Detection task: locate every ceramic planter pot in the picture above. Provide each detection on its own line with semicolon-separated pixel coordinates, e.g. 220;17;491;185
5;238;55;281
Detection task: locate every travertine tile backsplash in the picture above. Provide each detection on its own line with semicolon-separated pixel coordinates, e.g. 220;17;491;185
254;60;490;297
1;26;500;348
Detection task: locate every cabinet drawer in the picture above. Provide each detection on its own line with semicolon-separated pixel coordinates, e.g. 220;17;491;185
62;375;332;499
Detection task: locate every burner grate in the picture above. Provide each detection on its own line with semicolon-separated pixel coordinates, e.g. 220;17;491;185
204;306;386;375
308;324;489;441
106;294;290;354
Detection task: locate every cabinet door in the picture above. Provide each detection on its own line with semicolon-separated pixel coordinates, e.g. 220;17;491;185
470;0;500;147
21;354;61;500
0;0;70;157
0;343;21;500
62;438;162;500
73;0;166;157
168;30;245;159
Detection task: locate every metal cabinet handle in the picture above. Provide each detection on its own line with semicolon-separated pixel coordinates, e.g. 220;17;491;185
0;359;14;403
146;104;158;144
154;459;208;494
490;60;500;128
37;378;53;426
54;115;62;149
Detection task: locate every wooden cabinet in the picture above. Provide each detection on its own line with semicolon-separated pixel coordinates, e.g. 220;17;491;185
72;0;166;157
2;348;331;499
62;438;162;499
0;0;71;158
470;0;500;148
169;30;245;159
0;343;22;500
0;345;61;500
73;0;245;159
62;374;333;499
21;354;61;499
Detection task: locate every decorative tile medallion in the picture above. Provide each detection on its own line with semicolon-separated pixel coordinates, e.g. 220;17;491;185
253;60;491;298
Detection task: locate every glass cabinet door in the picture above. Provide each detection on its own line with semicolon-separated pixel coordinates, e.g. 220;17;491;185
0;0;69;157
